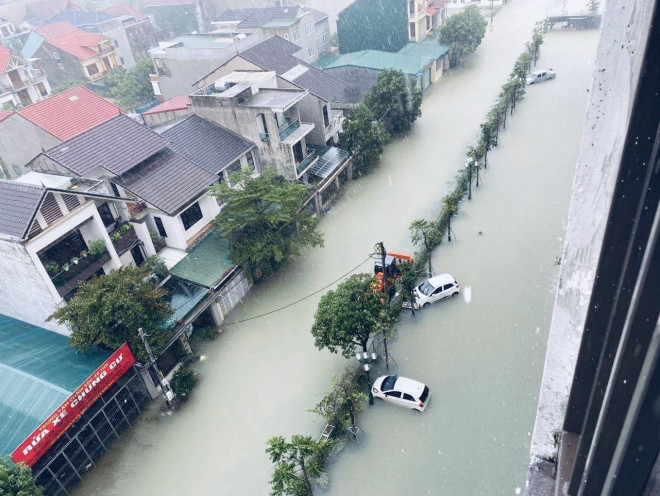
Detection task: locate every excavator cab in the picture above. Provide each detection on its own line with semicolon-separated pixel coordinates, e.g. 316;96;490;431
374;252;413;280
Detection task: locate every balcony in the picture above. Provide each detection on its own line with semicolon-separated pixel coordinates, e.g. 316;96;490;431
296;149;319;177
50;250;112;297
324;110;344;141
278;118;300;141
281;121;315;146
110;223;139;255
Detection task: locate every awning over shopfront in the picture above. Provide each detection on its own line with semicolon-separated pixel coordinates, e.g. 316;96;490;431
169;230;234;288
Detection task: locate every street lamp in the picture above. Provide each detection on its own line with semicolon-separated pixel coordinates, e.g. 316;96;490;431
465;159;473;200
356;351;378;405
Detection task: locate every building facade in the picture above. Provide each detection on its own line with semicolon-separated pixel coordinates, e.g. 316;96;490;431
0;46;51;108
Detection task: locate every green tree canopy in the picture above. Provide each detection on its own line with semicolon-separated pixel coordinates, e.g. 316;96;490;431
439;5;488;66
104;58;155;111
51;79;85;95
339;104;389;177
312;369;367;438
48;265;173;362
363;69;422;136
311;273;387;358
0;456;41;496
410;219;441;277
266;435;331;496
210;167;324;280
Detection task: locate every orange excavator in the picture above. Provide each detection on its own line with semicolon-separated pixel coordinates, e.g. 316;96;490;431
373;252;413;297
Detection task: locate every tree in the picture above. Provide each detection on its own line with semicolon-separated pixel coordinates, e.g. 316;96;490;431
48;265;173;362
586;0;600;13
398;260;421;315
410;219;441;277
439;5;488;66
479;119;498;168
170;366;197;401
442;192;461;242
104;58;155;111
312;369;367;440
339;104;389;177
266;435;331;496
51;79;85;95
0;456;41;496
364;69;422;136
311;273;387;358
210;167;324;280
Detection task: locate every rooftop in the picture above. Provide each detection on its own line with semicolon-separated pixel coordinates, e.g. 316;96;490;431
315;50;434;75
161;115;254;175
0;110;12;123
46;28;109;60
44;114;168;176
0;46;10;72
33;20;78;39
17;85;123;140
214;7;302;28
170;230;233;288
0;314;110;456
0;179;45;239
143;95;191;115
44;9;115;27
114;148;217;215
398;42;449;60
160;34;237;50
102;3;149;20
241;36;347;102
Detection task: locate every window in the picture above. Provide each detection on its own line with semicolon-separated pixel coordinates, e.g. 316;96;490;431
97;203;115;227
322;32;329;45
154;216;167;238
246;151;255;172
403;393;415;401
53;51;60;59
120;56;124;65
410;22;416;38
87;64;99;76
283;33;289;40
180;202;203;231
153;58;170;77
13;165;21;175
292;29;300;41
385;391;402;399
307;46;314;58
57;63;64;70
304;23;312;36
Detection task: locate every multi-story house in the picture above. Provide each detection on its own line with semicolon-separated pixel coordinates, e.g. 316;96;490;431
0;46;51;108
0;85;123;179
0;15;21;39
44;8;158;68
22;21;121;86
212;6;331;63
407;0;447;42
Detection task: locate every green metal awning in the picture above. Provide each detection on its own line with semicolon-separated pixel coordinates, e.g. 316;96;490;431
169;231;234;288
0;315;110;455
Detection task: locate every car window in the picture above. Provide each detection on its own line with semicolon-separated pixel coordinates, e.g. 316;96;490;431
403;393;415;401
420;386;429;403
432;287;442;295
418;281;434;296
443;284;453;291
386;391;402;398
382;376;397;390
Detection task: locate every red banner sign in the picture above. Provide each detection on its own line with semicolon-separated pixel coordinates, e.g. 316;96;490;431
12;343;136;467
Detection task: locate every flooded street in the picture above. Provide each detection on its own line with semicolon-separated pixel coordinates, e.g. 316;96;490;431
73;2;600;495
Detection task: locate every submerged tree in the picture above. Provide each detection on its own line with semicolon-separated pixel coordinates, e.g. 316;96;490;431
0;456;41;496
312;369;367;440
48;265;173;362
266;435;331;496
364;69;422;136
439;5;488;66
442;193;461;242
398;260;421;315
340;104;390;177
210;167;324;280
410;219;441;277
311;273;387;357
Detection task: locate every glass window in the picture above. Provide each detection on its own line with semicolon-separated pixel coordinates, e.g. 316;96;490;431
13;164;21;175
180;202;203;231
283;33;289;40
382;375;398;391
305;23;312;36
420;386;429;403
97;203;115;227
53;51;60;59
418;281;434;296
403;393;415;401
307;46;314;58
58;63;64;70
385;391;402;398
154;216;167;238
246;151;255;172
292;29;300;41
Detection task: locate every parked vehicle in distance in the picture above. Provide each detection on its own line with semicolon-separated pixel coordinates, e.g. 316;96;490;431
526;69;556;85
413;273;459;308
372;375;430;412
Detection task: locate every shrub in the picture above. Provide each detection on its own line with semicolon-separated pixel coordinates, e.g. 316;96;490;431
170;366;197;401
87;239;107;256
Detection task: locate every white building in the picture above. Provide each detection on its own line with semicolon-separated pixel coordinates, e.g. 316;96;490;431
0;46;51;108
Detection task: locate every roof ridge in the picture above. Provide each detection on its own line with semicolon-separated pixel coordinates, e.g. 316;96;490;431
43;113;129;155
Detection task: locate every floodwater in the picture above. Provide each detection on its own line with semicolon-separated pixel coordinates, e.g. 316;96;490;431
73;2;600;495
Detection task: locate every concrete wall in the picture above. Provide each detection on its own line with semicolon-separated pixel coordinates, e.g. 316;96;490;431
153;34;261;99
0;238;67;334
102;23;135;68
143;107;192;127
0;114;60;179
297;93;326;145
123;19;158;67
524;1;655;494
193;56;262;90
36;43;83;88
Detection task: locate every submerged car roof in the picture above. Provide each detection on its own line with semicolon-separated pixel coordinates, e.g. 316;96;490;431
426;273;455;287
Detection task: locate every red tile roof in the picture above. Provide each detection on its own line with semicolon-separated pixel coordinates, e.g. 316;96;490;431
426;6;438;15
47;29;108;60
102;3;148;20
0;110;13;124
18;86;123;140
0;46;10;73
34;21;78;39
143;95;190;115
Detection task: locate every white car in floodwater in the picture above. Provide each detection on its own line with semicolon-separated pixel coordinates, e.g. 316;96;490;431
372;375;430;412
526;69;556;85
413;273;460;308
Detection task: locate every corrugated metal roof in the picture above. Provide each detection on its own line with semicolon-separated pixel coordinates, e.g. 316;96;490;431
398;42;449;60
315;50;433;75
162;115;254;175
0;179;45;239
44;114;168;176
169;230;233;288
114;148;218;215
0;314;110;455
241;36;347;102
143;95;190;115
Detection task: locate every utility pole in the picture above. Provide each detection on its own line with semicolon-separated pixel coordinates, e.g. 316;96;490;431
138;327;176;410
377;241;390;370
475;161;480;188
467;161;473;200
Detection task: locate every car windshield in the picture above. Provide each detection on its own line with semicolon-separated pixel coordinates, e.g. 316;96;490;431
418;281;434;296
381;376;398;391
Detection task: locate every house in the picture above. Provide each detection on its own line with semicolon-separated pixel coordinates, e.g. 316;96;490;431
212;6;331;63
315;43;449;102
0;85;123;179
407;0;447;42
0;46;51;108
21;21;121;86
149;32;261;100
143;0;203;36
0;15;22;39
43;7;158;68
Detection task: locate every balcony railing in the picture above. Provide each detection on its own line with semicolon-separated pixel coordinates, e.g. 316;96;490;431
279;119;301;141
296;150;318;176
50;251;112;297
260;133;270;143
324;110;344;137
110;223;139;255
